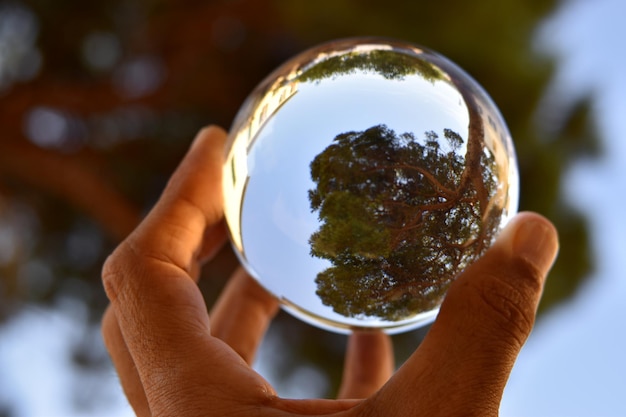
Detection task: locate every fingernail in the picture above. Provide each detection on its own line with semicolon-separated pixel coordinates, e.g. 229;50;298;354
513;216;559;273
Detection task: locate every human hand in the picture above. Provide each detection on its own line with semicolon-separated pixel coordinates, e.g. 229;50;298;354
101;126;559;416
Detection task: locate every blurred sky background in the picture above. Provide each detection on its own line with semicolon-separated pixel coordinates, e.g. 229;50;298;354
0;0;625;416
502;0;626;414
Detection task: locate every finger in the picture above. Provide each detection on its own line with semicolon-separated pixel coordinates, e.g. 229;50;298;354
102;127;277;411
337;331;394;399
102;125;225;359
209;267;280;364
101;307;150;417
127;125;227;277
366;212;559;416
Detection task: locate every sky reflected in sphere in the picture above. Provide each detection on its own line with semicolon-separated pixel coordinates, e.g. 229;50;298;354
223;38;518;334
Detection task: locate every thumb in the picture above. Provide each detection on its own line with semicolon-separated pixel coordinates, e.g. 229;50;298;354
364;212;559;417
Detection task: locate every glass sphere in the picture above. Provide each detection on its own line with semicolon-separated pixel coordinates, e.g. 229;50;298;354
222;37;518;334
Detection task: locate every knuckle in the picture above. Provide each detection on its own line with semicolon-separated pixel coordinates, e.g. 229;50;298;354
476;280;535;347
467;260;544;347
101;240;143;302
101;251;124;302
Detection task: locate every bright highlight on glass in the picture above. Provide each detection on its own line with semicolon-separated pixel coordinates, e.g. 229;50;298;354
223;37;519;334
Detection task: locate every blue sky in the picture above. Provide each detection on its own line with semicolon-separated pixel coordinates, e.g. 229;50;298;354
501;0;626;415
1;0;625;415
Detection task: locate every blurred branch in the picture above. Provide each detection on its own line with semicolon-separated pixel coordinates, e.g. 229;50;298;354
0;139;140;241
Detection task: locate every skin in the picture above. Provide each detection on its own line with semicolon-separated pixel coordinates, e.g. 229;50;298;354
101;126;559;417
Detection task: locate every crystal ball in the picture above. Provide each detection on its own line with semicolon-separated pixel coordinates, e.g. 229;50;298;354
222;37;519;334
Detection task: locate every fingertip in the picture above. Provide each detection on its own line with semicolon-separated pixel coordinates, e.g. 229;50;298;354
192;125;228;151
347;331;394;373
338;330;394;399
156;125;228;230
202;124;228;136
509;212;559;277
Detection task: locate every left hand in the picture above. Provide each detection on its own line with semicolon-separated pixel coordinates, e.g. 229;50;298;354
101;126;393;416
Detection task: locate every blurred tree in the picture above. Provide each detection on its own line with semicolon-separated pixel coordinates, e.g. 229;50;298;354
0;0;599;409
0;0;292;318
